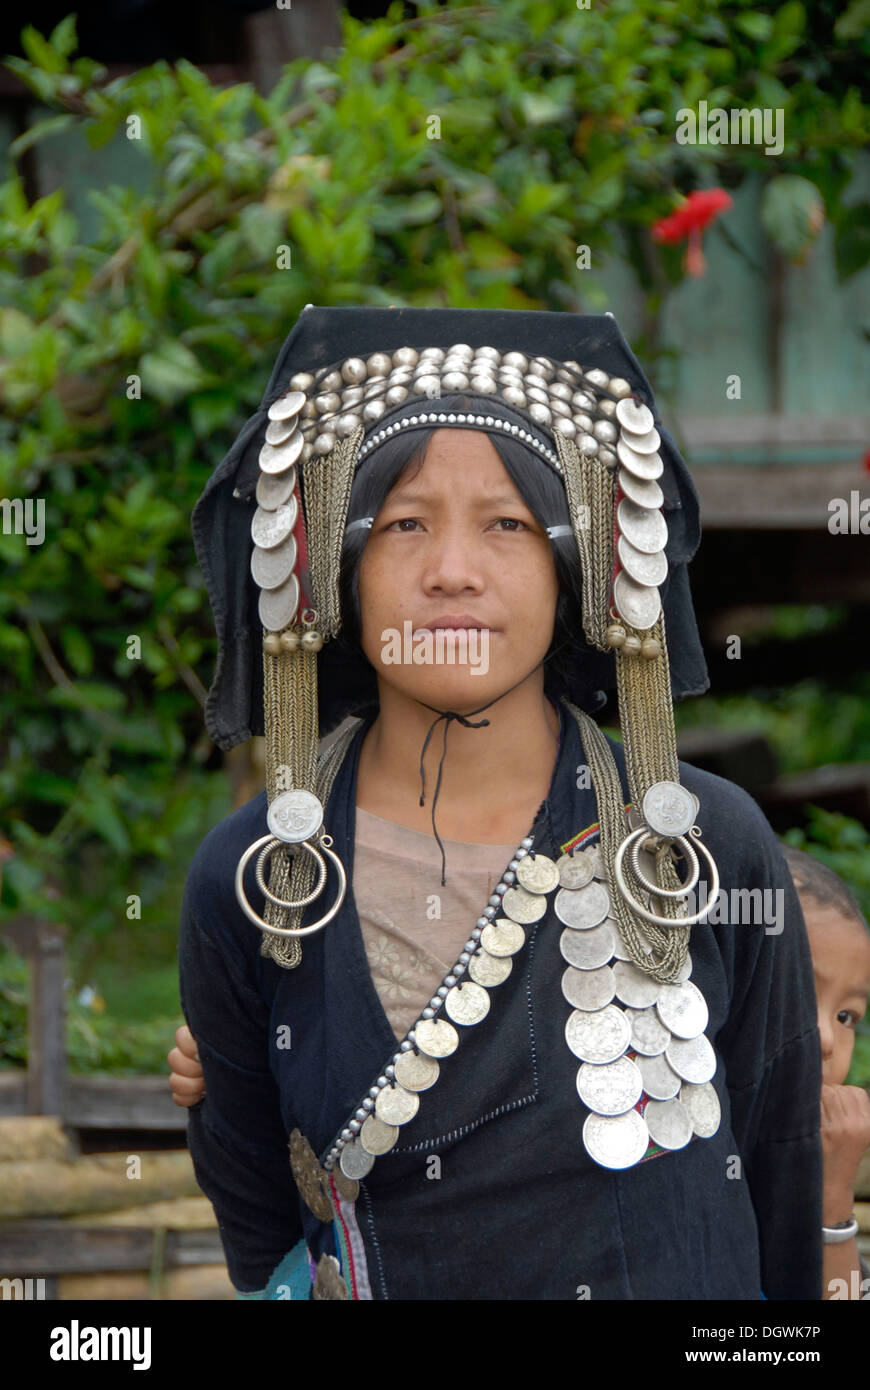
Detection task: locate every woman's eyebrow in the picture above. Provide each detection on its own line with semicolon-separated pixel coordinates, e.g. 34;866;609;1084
383;488;526;507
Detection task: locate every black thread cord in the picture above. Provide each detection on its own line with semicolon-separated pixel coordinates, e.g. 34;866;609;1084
416;665;546;886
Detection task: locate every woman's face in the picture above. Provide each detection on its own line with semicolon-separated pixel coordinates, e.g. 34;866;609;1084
357;428;560;713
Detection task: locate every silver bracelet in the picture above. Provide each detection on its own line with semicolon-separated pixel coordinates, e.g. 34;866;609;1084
822;1216;859;1244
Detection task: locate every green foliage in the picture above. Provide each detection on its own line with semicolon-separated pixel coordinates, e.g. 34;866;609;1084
0;7;868;1073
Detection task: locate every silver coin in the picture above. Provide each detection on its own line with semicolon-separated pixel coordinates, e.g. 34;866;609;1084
612;958;660;1008
375;1083;420;1126
468;949;512;987
259;429;304;475
265;417;298;446
636;1050;681;1100
557;851;593;889
582;844;606;880
515;853;559;894
617;467;664;510
559;921;616;970
480;918;525;957
267;389;307;422
619;426;661;456
610;922;654;961
445;981;491;1027
577;1055;643;1116
656;980;709;1040
259;573;301;632
256;468;297;512
562;964;615;1011
666;1033;716;1085
679;1081;721;1138
616;437;664;480
583;1108;650;1170
339;1140;375;1179
250;534;298;590
414;1017;458;1058
642;781;696;837
251;501;298;550
614;571;661;631
625;1005;671;1056
359;1114;400;1154
565;1004;631;1064
501;885;547;925
267;789;324;844
617;499;669;555
615;398;655;435
643;1097;693;1150
617;534;668;588
393;1050;440;1092
555;881;610;930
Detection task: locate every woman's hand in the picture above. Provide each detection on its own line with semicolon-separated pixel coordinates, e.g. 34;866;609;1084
167;1023;206;1107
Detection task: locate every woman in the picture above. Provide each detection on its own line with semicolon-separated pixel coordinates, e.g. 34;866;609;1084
177;306;821;1299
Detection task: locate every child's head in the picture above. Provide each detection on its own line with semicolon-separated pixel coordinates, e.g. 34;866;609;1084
783;845;870;1086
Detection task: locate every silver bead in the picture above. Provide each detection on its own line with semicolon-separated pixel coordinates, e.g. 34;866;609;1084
376;1075;388;1088
336;413;362;437
413;374;442;396
609;377;632;398
464;940;477;953
459;952;471;965
302;399;318;419
495;882;508;895
502;386;527;409
445;974;457;987
521;837;534;848
469;376;497;394
366;352;392;376
315;392;341;415
572;390;596;411
420;346;445;363
442;372;469;392
446;343;474;360
313;432;336;455
340;385;365;406
599;446;617;467
598;397;617;417
363;399;387;422
430;996;442;1009
386;1063;395;1078
349;1119;361;1133
289;372;315;391
550;398;572;418
509;859;519;870
341;357;367;384
483;905;497;919
593;419;618;443
503;870;516;883
577;433;599;455
385;385;409;405
476;917;489;929
573;413;593;434
585;368;610;390
453;961;466;976
354;1108;367;1121
368;1086;379;1098
526;386;549;405
341;1127;352;1140
565;359;583;373
393;347;419;368
503;351;529;371
437;986;448;998
476;345;501;363
531;356;555;380
488;894;501;907
529;403;552;427
516;847;528;859
548;381;572;402
300;441;314;462
318;370;343;392
400;1039;413;1051
362;1097;374;1110
471;927;482;940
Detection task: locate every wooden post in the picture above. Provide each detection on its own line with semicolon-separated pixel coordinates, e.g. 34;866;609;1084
2;917;71;1117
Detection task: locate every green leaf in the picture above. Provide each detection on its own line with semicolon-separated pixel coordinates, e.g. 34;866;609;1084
19;26;68;73
50;14;79;60
138;341;210;405
834;0;870;40
760;175;824;259
8;113;76;159
734;12;774;41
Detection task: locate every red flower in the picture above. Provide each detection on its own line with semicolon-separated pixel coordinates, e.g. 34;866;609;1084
651;188;733;277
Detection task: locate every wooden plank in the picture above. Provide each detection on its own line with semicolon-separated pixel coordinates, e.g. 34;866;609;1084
64;1076;188;1131
0;1074;27;1116
0;1222;224;1272
28;924;67;1116
691;463;866;529
678;414;870;449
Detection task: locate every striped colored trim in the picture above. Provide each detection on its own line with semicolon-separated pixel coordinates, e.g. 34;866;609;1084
328;1172;373;1301
560;806;632;856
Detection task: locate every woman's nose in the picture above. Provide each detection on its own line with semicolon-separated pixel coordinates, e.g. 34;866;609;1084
817;1009;833;1059
421;526;485;591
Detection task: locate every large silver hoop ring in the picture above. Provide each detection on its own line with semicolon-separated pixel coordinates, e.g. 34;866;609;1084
614;827;719;928
235;833;347;937
255;839;327;908
630;833;700;900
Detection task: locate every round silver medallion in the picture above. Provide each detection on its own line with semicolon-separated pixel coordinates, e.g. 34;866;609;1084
265;417;297;446
267;389;306;422
643;1097;693;1151
613;570;661;631
393;1051;440;1092
501;885;547;925
610;920;654;961
642;781;696;837
375;1084;420;1126
559;921;616;970
565;1004;631;1064
445;981;491;1027
618;426;661;456
359;1114;400;1155
583;1109;650;1170
655;980;709;1040
339;1140;375;1179
617;467;664;510
617;499;669;555
577;1055;643;1116
480;918;525;958
555;881;610;930
666;1034;716;1085
679;1081;721;1138
259;573;301;632
562;964;616;1011
468;949;512;986
251;501;298;550
625;1004;671;1056
612;958;660;1008
616;437;664;480
583;843;606;880
636;1050;681;1100
414;1017;459;1059
615;398;655;435
267;789;324;844
557;852;594;889
515;853;559;894
617;535;668;588
250;534;298;590
258;429;304;475
256;468;297;512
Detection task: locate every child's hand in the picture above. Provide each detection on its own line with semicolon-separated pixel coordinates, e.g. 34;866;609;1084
820;1082;870;1222
167;1023;206;1108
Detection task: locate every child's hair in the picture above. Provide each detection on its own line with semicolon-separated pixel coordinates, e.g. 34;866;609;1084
782;844;868;930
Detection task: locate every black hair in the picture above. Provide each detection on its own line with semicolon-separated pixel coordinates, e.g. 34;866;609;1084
325;393;594;717
781;844;869;932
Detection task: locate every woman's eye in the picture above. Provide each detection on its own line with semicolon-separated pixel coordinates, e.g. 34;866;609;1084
836;1010;857;1028
491;517;528;532
386;518;422;532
